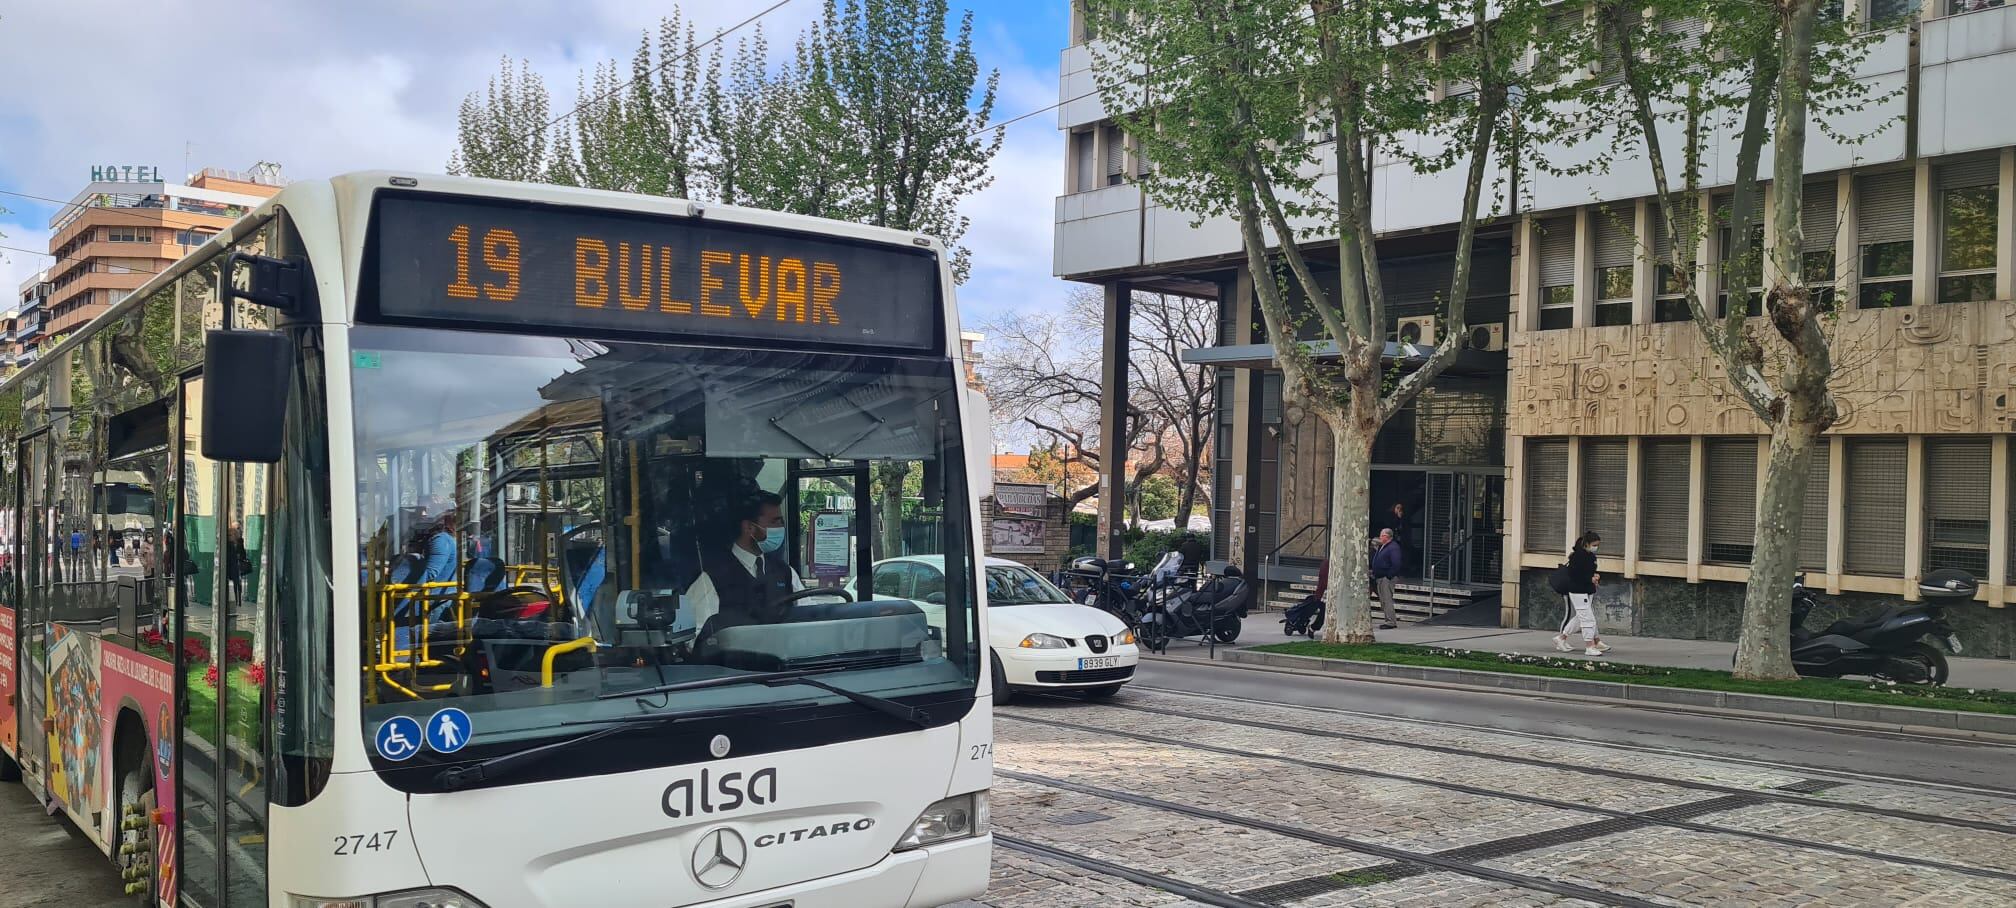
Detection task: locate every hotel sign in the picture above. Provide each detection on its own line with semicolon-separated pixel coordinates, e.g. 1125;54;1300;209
90;165;162;182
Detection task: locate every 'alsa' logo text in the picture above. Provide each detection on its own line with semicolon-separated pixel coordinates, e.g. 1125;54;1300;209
662;767;778;818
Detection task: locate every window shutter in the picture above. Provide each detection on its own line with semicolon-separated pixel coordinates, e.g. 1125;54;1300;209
1704;437;1759;563
1856;171;1914;246
1072;130;1096;193
1798;439;1831;571
1538;217;1575;287
1260;372;1282;424
1103;125;1126;179
1211;373;1235;559
1381;256;1453;316
1802;181;1838;256
1639;439;1691;561
1843;438;1907;576
1594;207;1634;269
1653;202;1697;268
1660;16;1706;52
1579;439;1627;545
1525;438;1568;554
1925;438;1991;577
1938;156;1999;190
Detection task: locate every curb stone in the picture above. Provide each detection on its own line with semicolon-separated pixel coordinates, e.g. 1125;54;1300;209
1218;648;2016;737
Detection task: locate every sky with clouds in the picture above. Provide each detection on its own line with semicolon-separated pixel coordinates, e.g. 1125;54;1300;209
0;0;1070;327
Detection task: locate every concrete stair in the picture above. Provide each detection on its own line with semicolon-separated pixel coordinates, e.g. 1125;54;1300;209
1257;567;1498;624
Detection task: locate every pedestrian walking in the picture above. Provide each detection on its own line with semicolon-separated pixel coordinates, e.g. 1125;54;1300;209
1552;531;1609;656
1371;527;1402;630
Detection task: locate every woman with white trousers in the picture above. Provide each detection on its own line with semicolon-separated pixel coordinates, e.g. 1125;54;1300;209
1555;531;1609;656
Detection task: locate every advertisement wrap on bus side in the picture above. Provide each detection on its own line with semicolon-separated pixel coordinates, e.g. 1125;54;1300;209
0;606;15;759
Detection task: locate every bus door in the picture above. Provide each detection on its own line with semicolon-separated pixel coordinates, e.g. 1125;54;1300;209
175;373;272;907
16;429;51;797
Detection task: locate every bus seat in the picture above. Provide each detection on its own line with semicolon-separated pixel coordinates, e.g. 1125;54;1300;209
465;556;506;594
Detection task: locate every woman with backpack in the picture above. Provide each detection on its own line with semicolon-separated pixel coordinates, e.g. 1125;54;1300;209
1552;531;1609;657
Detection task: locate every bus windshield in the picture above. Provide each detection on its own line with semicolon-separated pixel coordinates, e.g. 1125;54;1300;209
350;326;977;757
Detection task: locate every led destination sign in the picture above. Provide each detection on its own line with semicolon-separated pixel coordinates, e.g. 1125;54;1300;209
368;194;941;350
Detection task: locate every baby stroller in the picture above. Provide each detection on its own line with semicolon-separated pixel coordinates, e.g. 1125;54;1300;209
1281;594;1323;638
1280;561;1328;637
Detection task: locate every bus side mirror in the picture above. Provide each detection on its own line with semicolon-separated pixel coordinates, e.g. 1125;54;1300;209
961;386;992;503
201;329;291;463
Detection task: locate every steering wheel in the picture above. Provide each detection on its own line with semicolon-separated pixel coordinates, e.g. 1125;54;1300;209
776;587;854;610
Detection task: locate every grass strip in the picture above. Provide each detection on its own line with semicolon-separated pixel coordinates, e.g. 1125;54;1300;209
1249;641;2016;716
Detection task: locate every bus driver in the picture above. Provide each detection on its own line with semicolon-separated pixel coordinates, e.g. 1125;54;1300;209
685;490;804;635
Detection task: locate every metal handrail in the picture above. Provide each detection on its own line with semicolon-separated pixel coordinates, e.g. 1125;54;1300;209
1264;522;1327;567
1421;528;1482;618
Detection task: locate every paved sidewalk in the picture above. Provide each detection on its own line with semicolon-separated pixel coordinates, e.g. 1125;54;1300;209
1221;612;2016;692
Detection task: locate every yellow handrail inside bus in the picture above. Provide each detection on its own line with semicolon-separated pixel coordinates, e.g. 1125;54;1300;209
541;635;597;688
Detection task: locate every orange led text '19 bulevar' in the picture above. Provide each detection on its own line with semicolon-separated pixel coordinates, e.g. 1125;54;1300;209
572;238;841;325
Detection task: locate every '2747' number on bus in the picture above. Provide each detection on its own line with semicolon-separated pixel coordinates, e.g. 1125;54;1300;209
446;225;521;302
333;830;400;856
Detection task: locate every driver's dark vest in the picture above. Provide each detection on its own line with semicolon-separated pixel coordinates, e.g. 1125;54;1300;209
700;547;795;626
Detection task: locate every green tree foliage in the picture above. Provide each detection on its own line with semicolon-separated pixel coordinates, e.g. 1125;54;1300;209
1133;474;1178;522
1090;0;1574;643
1562;0;1880;680
448;0;1001;281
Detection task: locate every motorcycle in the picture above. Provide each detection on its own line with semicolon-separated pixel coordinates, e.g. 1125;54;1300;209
1785;568;1970;686
1137;561;1251;655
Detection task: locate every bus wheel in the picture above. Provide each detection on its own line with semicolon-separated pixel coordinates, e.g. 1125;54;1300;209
0;748;21;783
117;765;158;905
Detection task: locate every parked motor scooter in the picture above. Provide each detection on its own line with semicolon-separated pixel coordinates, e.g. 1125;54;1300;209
1785;568;1970;686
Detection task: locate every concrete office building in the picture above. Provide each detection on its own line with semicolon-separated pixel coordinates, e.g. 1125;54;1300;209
40;166;283;338
1057;3;2016;654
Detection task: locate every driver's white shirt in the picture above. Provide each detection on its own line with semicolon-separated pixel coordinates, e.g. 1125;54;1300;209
684;544;805;631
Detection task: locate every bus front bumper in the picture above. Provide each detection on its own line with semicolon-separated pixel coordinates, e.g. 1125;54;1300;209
702;834;992;908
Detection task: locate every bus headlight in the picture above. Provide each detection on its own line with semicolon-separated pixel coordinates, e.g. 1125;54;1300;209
291;889;489;908
894;791;988;851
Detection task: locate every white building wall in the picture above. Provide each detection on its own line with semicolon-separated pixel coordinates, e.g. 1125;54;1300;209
1055;11;2011;278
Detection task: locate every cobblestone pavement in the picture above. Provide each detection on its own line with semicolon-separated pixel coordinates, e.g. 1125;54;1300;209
969;686;2016;908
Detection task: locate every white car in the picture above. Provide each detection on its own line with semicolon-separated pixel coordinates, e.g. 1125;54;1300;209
868;555;1139;704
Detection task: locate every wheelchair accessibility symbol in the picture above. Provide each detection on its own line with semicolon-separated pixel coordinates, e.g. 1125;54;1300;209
375;716;425;762
426;707;473;754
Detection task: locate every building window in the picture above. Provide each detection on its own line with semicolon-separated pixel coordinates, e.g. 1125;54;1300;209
1937;158;1998;304
1704;438;1758;564
1855;170;1915;309
1868;0;1921;25
174;229;214;247
1070;129;1096;194
1442;35;1476;100
1925;437;1991;577
104;226;153;243
1802;180;1839;310
1593;208;1634;326
1536;216;1575;331
1718;222;1764;317
1653;202;1695;323
1798;439;1832;572
1525;438;1568;554
1579;439;1627;545
1639;438;1690;562
1100;122;1127;187
1843;438;1907;576
1949;0;2006;13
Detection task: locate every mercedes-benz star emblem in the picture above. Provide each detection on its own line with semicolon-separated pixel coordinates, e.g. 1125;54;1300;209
691;827;748;890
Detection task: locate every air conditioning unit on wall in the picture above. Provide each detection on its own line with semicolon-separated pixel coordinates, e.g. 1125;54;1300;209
1396;315;1437;346
1469;323;1506;352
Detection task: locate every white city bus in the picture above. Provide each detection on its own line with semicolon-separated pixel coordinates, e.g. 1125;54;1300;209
0;172;994;907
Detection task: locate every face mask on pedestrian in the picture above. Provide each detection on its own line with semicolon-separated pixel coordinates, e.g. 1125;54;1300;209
758;525;787;554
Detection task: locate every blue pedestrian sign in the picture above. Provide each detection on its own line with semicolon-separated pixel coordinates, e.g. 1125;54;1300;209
375;716;424;762
426;707;474;754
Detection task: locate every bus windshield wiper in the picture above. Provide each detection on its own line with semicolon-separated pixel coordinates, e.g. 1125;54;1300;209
431;701;804;792
600;665;933;728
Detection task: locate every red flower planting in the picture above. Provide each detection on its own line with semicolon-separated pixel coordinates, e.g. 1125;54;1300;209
243;662;266;686
182;637;210;665
203;664;219;689
225;637;254;664
140;626;164;648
